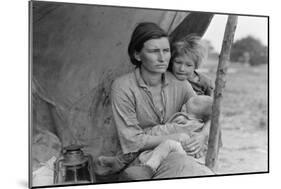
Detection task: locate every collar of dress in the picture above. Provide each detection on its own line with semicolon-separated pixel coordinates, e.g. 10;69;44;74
134;68;170;89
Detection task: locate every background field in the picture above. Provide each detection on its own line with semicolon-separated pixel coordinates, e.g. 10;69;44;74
200;57;268;174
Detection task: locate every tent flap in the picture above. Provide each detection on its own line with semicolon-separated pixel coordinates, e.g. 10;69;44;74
31;1;213;170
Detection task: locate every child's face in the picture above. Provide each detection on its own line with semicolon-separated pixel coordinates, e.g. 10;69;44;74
172;54;195;81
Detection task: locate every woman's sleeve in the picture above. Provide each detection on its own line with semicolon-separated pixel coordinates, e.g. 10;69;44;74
111;81;149;154
144;123;177;136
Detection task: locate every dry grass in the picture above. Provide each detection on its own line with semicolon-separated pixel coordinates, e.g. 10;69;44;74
202;59;268;131
200;58;268;174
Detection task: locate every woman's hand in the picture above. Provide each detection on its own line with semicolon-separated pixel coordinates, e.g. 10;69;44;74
181;132;205;156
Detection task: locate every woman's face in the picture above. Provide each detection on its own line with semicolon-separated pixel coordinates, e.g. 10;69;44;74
172;54;195;81
135;37;171;74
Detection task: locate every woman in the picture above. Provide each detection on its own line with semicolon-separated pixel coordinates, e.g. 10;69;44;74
111;22;213;180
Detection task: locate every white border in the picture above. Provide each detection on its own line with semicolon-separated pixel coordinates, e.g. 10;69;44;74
0;0;278;189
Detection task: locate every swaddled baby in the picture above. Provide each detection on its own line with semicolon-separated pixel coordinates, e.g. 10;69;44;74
139;95;213;173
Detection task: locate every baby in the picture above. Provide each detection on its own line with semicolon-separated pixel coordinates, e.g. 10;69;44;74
94;95;213;178
139;95;213;174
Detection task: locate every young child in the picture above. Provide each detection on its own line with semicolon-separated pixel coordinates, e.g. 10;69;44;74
94;95;213;178
168;34;223;159
168;34;214;96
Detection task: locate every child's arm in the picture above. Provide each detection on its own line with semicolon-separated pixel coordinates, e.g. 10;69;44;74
205;76;214;96
205;86;213;96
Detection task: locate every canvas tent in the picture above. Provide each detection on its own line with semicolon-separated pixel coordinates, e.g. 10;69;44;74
31;1;214;179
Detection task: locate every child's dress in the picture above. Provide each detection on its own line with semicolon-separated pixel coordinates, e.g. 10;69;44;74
188;71;214;96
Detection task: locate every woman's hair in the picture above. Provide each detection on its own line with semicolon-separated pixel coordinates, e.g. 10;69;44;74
128;22;168;67
168;34;207;71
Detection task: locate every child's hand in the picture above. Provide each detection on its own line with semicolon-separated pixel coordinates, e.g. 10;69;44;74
194;151;204;159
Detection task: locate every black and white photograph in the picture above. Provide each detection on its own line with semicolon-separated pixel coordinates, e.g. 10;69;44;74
29;0;268;188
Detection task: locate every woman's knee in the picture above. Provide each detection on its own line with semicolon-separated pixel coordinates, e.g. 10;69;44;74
119;165;153;181
179;155;214;176
153;152;214;178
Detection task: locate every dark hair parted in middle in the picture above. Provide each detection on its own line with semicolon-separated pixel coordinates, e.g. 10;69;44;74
128;22;168;67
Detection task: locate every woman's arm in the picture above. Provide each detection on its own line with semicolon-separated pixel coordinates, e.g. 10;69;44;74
111;80;189;153
142;132;190;151
143;122;186;136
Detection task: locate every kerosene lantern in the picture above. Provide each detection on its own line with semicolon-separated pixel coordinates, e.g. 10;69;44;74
54;145;96;184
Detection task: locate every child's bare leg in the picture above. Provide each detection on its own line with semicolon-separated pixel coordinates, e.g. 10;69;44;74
145;140;186;171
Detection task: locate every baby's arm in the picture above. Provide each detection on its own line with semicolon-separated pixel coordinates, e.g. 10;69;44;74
144;112;191;135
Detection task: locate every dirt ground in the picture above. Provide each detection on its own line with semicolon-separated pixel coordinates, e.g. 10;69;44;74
202;60;268;174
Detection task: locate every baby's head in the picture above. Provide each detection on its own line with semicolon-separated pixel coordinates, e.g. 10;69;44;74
185;95;213;122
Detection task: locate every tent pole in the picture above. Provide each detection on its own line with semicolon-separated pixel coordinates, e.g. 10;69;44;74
205;15;238;171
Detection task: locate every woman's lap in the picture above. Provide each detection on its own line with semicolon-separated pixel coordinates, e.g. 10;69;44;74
119;152;214;181
153;152;214;179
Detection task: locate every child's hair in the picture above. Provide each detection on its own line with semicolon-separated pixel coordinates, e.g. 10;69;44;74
168;34;207;71
186;95;213;122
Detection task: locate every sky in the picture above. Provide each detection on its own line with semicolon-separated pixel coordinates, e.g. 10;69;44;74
203;14;268;53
